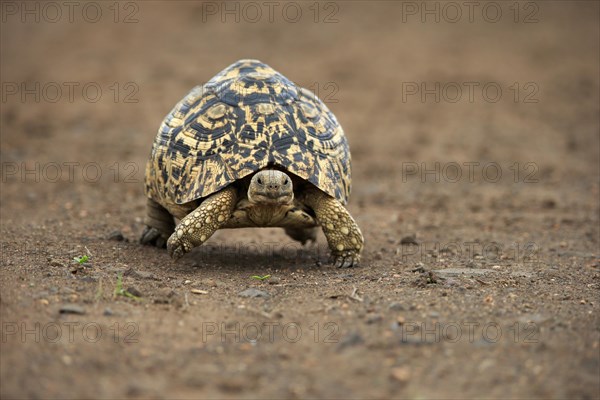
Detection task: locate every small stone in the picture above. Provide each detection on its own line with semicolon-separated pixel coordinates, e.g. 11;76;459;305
238;288;270;298
542;199;556;209
154;289;177;304
390;366;411;382
478;358;496;372
267;277;281;285
201;278;226;288
336;332;364;351
414;271;440;287
126;287;143;297
400;234;418;245
433;268;493;277
103;308;114;316
388;302;405;311
124;268;158;280
191;289;208;295
48;260;64;268
59;304;85;315
108;230;125;241
366;314;383;324
412;262;426;273
217;378;245;393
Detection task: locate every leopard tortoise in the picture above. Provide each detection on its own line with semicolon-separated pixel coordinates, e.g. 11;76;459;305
141;59;363;267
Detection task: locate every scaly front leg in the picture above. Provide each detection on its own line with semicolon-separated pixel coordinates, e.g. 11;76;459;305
303;188;364;268
167;185;237;260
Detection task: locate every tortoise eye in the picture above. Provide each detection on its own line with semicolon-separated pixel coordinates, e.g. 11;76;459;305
257;177;263;185
283;178;289;185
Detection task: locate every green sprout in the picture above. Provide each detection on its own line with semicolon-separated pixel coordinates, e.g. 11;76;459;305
73;255;89;264
114;272;140;300
251;274;271;281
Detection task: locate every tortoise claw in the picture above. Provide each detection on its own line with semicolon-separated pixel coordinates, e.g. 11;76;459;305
331;252;360;268
140;226;168;248
167;234;190;260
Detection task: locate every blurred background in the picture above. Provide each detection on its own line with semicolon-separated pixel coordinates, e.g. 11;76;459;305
2;1;598;219
1;1;599;399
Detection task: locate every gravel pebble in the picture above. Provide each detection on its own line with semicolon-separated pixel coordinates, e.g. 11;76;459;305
108;230;125;241
59;304;86;315
238;288;270;298
336;332;364;351
400;234;418;245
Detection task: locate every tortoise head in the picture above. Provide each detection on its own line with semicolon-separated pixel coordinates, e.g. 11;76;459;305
248;169;294;205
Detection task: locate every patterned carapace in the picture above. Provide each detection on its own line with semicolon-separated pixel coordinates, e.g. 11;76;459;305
145;59;352;209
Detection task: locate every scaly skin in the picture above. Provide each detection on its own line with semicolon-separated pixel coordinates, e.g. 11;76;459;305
166;185;238;260
302;187;364;268
157;169;364;267
284;227;318;245
140;198;175;248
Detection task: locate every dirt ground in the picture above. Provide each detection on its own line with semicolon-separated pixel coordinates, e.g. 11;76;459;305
1;1;599;399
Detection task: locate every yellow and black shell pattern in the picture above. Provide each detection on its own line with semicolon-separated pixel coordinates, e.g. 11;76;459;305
144;59;351;208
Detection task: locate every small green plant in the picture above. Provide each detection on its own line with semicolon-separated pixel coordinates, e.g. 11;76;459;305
251;274;271;281
73;255;89;264
114;272;140;300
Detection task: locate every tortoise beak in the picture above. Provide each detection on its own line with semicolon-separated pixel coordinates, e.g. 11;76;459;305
250;191;294;205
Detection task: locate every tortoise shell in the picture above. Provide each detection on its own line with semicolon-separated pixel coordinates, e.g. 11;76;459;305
144;59;351;208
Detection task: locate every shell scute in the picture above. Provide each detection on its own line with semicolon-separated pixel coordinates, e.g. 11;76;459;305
145;59;352;208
